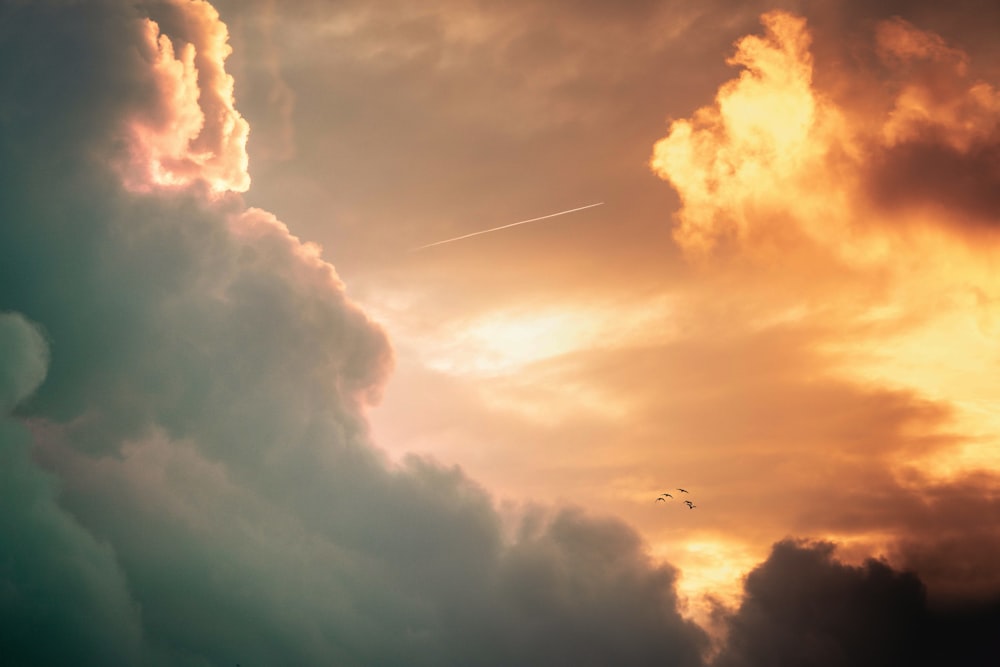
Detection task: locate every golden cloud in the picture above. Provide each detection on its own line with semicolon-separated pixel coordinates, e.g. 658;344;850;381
119;0;250;194
647;9;1000;601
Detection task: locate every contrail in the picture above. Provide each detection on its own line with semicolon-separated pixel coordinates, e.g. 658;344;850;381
410;202;604;251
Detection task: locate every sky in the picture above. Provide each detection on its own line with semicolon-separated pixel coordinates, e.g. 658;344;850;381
1;0;1000;665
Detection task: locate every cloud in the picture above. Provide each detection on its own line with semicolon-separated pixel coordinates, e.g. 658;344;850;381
218;0;298;162
0;313;48;413
649;11;840;256
119;0;250;193
713;540;1000;667
0;313;144;666
865;17;1000;224
0;1;711;664
651;10;1000;251
5;2;997;664
200;0;1000;638
646;7;1000;610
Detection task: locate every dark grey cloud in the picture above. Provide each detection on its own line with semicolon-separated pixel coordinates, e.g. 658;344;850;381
714;540;1000;667
714;540;926;667
0;313;144;667
0;1;709;665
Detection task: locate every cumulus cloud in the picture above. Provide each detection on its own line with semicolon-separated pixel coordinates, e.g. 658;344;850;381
651;9;1000;253
0;313;144;666
648;7;1000;611
0;1;709;664
5;1;999;663
119;0;250;193
650;11;844;256
713;540;1000;667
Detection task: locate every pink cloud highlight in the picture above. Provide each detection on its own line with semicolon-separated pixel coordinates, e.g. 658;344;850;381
120;0;249;194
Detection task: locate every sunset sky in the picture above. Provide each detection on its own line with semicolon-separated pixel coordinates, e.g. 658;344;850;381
2;0;1000;664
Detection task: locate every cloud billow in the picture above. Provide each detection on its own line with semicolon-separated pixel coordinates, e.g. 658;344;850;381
0;1;707;664
0;313;145;666
713;540;1000;667
6;2;999;665
649;5;1000;615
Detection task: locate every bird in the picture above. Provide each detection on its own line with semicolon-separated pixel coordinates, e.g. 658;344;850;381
687;504;697;509
656;497;666;502
683;500;694;507
677;488;688;493
660;493;673;499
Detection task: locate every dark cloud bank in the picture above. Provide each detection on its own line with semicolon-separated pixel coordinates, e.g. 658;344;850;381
716;540;1000;667
0;1;998;665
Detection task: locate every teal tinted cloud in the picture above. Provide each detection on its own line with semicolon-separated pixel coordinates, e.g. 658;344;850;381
0;2;707;664
0;313;144;666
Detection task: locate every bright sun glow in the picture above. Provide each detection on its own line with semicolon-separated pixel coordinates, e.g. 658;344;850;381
653;538;763;624
370;294;679;379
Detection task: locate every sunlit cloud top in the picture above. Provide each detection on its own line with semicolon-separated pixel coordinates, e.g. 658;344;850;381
119;0;250;193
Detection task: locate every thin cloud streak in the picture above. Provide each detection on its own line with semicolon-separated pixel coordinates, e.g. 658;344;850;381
410;202;604;251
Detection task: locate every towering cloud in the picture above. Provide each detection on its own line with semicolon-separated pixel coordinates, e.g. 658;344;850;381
651;9;1000;254
0;1;708;664
119;0;250;193
650;11;838;256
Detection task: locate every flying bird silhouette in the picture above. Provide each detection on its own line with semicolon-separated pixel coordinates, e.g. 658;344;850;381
660;493;673;498
687;504;697;509
677;488;688;493
656;497;666;502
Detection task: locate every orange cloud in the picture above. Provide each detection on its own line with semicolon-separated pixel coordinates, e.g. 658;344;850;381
652;11;1000;251
120;0;249;194
648;9;1000;603
649;12;858;260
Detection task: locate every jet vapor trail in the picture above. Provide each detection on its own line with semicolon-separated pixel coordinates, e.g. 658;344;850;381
410;202;604;251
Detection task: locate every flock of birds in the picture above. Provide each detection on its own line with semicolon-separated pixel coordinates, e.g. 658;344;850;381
655;488;696;509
